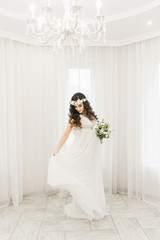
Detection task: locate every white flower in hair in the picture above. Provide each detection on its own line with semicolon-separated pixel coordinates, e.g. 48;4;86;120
69;98;88;105
77;99;82;104
70;100;75;105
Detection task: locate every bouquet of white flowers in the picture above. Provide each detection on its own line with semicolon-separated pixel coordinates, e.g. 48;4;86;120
93;118;112;143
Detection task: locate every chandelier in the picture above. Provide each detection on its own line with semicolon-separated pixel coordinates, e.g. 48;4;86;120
26;0;106;54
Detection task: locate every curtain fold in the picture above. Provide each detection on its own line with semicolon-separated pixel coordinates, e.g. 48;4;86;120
118;43;143;197
0;37;160;207
0;40;23;207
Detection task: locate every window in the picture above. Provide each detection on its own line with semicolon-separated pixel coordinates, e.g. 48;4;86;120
67;68;90;97
64;68;91;147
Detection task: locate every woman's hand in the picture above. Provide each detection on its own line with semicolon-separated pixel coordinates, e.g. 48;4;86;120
53;148;60;156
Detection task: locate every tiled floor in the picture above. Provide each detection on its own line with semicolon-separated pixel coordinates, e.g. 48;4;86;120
0;193;160;240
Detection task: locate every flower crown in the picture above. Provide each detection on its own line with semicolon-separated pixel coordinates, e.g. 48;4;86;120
69;98;88;106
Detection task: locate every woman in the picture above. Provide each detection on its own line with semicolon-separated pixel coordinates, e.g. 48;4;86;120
47;92;110;220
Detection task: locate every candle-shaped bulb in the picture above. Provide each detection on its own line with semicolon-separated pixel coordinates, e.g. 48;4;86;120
38;16;43;27
47;0;51;7
96;0;102;9
30;2;35;18
96;0;102;15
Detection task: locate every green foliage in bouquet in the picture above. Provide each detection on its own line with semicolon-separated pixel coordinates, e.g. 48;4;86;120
95;118;112;143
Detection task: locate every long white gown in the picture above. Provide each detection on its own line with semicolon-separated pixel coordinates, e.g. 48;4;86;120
47;114;110;220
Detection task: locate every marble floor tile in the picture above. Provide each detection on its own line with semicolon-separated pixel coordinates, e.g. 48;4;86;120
65;215;87;220
110;206;156;218
0;208;21;240
143;228;160;240
89;215;115;230
1;194;160;240
0;208;4;214
21;209;65;221
145;203;160;217
38;231;65;240
107;200;128;210
7;197;47;212
46;196;66;213
10;218;41;240
112;217;148;240
121;195;149;209
66;196;72;204
27;196;48;209
137;216;160;228
41;219;90;232
105;194;127;210
66;229;120;240
7;199;31;212
105;193;124;202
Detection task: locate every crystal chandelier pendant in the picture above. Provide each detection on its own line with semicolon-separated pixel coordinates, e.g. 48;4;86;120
26;0;106;54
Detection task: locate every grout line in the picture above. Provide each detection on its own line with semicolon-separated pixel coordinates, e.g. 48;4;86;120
0;207;5;214
9;212;23;240
135;217;150;240
88;220;92;231
36;220;42;240
44;195;48;211
144;202;160;217
110;214;123;240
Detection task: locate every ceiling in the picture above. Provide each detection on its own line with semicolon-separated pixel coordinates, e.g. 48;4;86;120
0;0;160;46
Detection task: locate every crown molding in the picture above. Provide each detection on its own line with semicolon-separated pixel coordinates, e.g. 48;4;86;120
105;0;160;23
0;7;26;20
0;31;38;45
0;29;160;47
0;0;160;23
115;29;160;46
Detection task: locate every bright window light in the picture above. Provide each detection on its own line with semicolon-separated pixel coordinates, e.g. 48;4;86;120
65;68;91;147
67;68;90;93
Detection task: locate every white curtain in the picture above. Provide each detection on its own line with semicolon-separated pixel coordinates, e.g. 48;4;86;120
0;37;160;207
118;39;160;204
141;39;160;204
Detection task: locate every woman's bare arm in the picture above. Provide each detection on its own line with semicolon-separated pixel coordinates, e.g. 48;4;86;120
53;118;74;156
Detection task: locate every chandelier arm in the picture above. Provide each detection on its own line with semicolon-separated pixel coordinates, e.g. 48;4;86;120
31;28;62;44
37;33;53;44
74;23;102;37
52;32;63;39
86;34;102;42
45;15;53;30
42;31;63;43
86;24;103;35
30;26;46;37
29;26;49;38
61;32;68;43
46;16;63;32
38;38;52;44
70;15;78;31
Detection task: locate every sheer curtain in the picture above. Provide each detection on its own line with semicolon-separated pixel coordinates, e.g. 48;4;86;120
0;39;68;206
0;36;160;207
118;39;160;204
141;39;160;204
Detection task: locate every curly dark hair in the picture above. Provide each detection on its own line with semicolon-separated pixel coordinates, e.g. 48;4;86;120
68;92;99;129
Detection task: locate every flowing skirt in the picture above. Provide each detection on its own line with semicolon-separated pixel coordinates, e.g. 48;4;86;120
47;127;110;220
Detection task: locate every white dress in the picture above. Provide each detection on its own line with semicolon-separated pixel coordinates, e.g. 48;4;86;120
47;114;110;220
